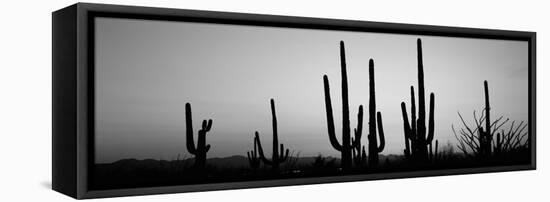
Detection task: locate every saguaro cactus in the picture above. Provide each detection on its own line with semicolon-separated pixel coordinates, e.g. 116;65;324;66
454;80;528;157
400;38;436;162
185;103;213;169
367;59;385;166
478;80;492;157
247;137;261;169
255;99;290;172
323;41;363;171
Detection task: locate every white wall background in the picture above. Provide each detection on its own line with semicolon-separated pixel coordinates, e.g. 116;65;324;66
0;0;547;201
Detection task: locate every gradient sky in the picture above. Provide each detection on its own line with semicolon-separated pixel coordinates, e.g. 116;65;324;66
94;17;528;164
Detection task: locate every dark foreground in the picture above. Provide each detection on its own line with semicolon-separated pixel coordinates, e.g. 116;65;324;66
91;149;530;190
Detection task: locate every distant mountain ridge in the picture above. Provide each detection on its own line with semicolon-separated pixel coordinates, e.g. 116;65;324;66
99;154;404;169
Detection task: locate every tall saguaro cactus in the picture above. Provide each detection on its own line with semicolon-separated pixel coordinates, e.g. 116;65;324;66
401;38;436;162
323;41;363;171
185;103;213;169
478;80;492;157
367;59;385;166
255;99;290;172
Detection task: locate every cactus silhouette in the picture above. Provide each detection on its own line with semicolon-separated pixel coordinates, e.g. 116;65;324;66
367;59;385;166
255;99;290;172
453;80;529;157
351;106;365;167
400;38;436;162
478;80;492;157
323;41;364;171
351;145;367;166
185;103;213;170
247;137;261;169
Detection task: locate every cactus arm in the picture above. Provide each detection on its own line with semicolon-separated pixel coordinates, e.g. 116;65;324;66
284;149;290;162
205;144;211;152
255;132;274;165
247;137;260;167
376;112;385;152
247;151;256;166
185;103;197;155
201;120;207;132
401;103;411;137
279;144;290;162
401;102;412;156
323;75;342;151
426;93;435;143
351;105;363;148
247;151;253;165
205;119;213;132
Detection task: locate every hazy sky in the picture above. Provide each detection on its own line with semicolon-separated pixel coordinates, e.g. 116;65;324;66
94;17;528;164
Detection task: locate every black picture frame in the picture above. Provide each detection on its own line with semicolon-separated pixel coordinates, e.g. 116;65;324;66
52;3;536;199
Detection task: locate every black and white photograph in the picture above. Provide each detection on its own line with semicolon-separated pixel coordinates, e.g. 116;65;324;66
4;1;550;201
91;16;531;190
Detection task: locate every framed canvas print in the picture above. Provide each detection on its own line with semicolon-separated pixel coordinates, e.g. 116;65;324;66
52;3;536;199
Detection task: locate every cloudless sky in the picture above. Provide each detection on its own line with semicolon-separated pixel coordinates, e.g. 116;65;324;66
94;17;528;164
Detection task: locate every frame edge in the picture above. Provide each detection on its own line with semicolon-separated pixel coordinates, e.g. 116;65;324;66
52;3;78;199
58;2;537;199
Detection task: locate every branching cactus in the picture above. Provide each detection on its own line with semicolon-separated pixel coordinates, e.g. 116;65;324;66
453;80;528;157
247;137;261;169
255;99;290;172
367;59;385;166
323;41;364;171
400;38;436;162
185;103;213;170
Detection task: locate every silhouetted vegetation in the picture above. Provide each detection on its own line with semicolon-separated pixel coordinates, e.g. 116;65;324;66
400;39;437;163
310;154;339;174
185;103;213;171
254;99;291;173
366;59;386;167
247;136;261;170
351;107;367;167
323;41;365;172
92;38;531;190
453;80;529;158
